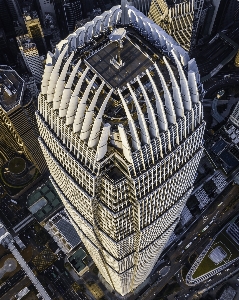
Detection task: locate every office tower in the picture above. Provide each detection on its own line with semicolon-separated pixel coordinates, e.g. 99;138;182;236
148;0;205;51
0;66;47;177
0;0;25;37
64;0;82;33
35;0;56;19
17;35;44;84
6;0;25;31
52;0;83;38
24;11;47;55
206;0;239;36
0;0;26;65
37;5;205;296
130;0;152;16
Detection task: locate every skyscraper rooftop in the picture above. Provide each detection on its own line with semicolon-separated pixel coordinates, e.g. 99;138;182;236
37;4;205;296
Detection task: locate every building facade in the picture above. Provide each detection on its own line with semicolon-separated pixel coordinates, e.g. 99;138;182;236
148;0;205;51
52;0;83;38
37;5;205;296
0;66;47;175
24;11;47;55
17;36;44;84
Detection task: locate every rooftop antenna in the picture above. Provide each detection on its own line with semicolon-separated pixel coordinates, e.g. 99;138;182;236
109;28;126;69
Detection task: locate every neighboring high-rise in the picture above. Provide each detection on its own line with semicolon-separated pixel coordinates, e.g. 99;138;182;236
24;11;47;55
130;0;152;16
37;5;205;296
52;0;83;38
35;0;56;19
17;35;44;84
0;0;25;37
148;0;205;51
0;0;26;65
205;0;239;36
0;66;47;180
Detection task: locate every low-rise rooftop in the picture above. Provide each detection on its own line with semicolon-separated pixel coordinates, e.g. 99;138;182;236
27;179;63;222
68;248;87;274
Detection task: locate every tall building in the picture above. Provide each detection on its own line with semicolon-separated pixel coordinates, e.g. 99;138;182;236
206;0;239;36
130;0;152;16
0;66;47;185
148;0;205;51
0;0;25;37
24;11;47;55
52;0;83;38
35;0;56;19
17;35;44;84
37;5;205;296
0;0;26;65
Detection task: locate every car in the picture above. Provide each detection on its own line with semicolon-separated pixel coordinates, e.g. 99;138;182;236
185;242;192;249
193;237;197;241
202;225;209;232
217;89;225;99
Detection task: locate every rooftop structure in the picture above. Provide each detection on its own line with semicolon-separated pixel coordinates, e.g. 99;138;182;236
86;36;153;88
227;217;239;245
209;246;227;264
68;248;89;276
219;286;237;300
27;179;63;223
230;102;239;128
45;210;81;253
0;66;24;112
37;4;205;296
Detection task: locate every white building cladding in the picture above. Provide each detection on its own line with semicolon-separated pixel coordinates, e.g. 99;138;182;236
37;4;205;296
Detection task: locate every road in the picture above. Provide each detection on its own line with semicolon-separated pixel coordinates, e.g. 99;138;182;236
1;276;31;300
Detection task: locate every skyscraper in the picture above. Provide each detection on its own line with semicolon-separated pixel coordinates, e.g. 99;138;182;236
37;5;205;296
205;0;239;36
24;11;47;55
0;66;47;196
0;0;25;65
148;0;205;51
17;35;44;84
52;0;83;38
